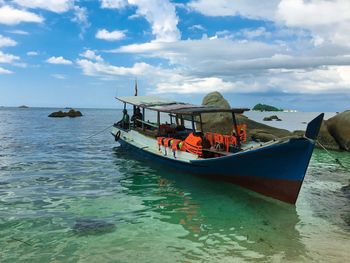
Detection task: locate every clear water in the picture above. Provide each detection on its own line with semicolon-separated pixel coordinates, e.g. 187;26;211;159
0;108;349;263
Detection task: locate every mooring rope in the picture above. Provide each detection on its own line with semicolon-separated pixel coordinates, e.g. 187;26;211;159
85;124;114;140
316;140;349;172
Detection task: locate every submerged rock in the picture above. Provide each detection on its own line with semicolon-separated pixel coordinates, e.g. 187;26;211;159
48;109;82;118
73;218;115;235
326;110;350;151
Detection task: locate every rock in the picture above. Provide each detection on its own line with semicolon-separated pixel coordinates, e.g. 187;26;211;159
236;114;291;142
201;92;291;142
250;129;278;142
48;111;66;117
48;109;82;118
201;92;233;134
73;218;115;235
293;130;305;137
263;115;282;121
326;110;350;151
67;109;82;117
316;121;340;150
263;117;273;121
18;105;29;108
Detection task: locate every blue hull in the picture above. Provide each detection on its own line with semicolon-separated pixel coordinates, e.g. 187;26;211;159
116;137;315;204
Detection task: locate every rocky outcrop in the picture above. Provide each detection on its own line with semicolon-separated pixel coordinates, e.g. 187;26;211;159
48;109;83;118
316;121;340;150
201;92;233;134
201;92;349;150
236;114;291;142
201;92;291;142
326;110;350;151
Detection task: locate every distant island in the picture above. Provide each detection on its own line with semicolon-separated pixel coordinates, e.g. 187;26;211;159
252;103;283;112
18;105;29;108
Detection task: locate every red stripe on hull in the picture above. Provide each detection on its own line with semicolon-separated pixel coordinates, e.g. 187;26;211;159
218;175;303;204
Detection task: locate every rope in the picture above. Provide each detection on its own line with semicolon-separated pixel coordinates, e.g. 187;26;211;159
316;140;349;171
85;124;114;140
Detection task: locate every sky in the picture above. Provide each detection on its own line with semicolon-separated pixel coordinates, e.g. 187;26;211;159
1;0;350;111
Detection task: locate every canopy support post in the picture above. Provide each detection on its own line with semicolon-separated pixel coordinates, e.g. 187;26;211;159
191;115;196;132
232;112;241;148
157;111;160;128
142;107;145;131
199;114;203;133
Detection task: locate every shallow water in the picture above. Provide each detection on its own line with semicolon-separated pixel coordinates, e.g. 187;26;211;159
0;108;349;263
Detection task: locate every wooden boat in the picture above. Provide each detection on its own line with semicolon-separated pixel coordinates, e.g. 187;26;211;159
111;95;324;204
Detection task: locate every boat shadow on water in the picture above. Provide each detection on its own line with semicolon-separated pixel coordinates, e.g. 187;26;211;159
112;146;309;261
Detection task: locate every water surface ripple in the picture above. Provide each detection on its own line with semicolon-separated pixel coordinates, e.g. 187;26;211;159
0;108;349;262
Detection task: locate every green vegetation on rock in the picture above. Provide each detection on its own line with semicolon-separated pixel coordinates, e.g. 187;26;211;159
252;103;282;112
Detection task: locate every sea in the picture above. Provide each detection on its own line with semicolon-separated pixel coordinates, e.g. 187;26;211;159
0;107;349;263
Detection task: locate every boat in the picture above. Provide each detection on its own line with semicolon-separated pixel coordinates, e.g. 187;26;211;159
111;95;324;204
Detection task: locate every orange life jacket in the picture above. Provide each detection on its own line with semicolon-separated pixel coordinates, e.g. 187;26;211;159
205;132;215;146
184;133;203;156
171;139;182;152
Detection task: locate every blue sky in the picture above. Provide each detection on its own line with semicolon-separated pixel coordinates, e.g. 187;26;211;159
1;0;350;111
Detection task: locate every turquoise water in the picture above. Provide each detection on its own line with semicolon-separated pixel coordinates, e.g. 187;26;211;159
0;108;350;262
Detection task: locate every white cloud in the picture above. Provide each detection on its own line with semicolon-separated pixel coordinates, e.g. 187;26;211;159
100;0;180;42
188;0;350;47
51;74;66;79
0;5;43;25
80;50;103;62
72;5;90;38
0;51;20;63
76;59;152;77
6;30;29;35
0;66;13;74
96;29;126;41
13;0;74;13
27;51;39;56
129;0;180;42
188;0;279;20
188;24;206;31
276;0;350;46
100;0;127;9
0;35;17;48
155;77;235;94
46;56;73;65
277;0;350;27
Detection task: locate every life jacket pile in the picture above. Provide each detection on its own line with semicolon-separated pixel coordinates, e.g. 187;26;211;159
205;124;247;152
157;132;203;156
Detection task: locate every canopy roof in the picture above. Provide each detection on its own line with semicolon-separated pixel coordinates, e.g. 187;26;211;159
117;96;249;115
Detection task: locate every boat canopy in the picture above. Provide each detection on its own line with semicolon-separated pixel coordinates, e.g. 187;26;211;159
117;96;249;115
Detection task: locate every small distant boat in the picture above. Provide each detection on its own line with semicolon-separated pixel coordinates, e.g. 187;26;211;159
111;95;323;204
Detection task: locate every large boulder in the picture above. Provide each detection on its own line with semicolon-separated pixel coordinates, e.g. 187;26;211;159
326;110;350;151
201;92;233;134
201;92;291;142
317;121;340;150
